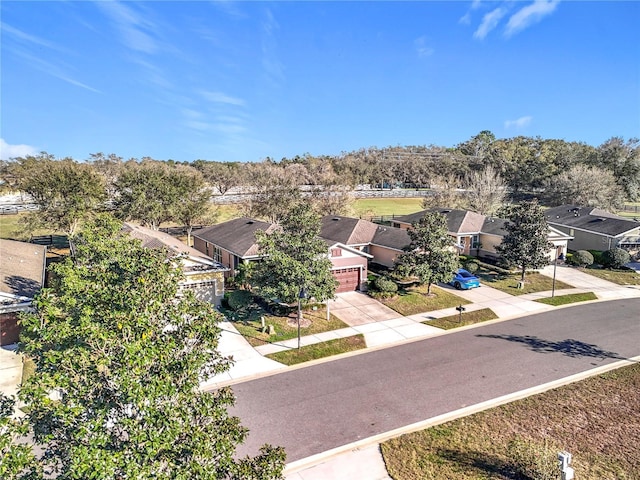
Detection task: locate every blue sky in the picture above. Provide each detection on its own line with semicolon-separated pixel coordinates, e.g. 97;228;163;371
1;1;639;162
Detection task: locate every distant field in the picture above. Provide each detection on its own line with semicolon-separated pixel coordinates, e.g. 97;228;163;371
352;198;424;217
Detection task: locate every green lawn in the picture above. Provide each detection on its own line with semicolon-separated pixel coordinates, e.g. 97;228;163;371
424;308;498;330
578;267;640;286
380;285;469;316
535;292;598;306
475;270;572;296
0;213;63;240
228;307;349;347
265;335;366;365
352;198;424;217
381;363;640;480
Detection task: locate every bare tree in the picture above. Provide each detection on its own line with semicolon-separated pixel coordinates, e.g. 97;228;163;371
464;165;507;215
544;164;625;210
422;173;466;210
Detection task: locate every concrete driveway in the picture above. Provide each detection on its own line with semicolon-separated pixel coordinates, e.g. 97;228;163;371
328;291;402;326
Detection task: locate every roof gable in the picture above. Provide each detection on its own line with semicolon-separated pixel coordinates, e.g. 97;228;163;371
193;217;276;257
394;208;485;234
320;215;379;245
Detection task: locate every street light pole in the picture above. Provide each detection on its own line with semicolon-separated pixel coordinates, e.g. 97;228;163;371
552;247;559;298
297;287;306;350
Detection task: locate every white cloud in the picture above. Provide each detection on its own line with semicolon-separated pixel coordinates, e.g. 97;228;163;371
0;139;38;160
504;116;533;129
474;7;508;40
97;1;159;54
505;0;560;37
414;37;435;58
199;90;246;106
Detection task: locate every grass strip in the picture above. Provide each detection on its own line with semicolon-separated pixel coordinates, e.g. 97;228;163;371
475;271;573;296
535;292;597;306
424;308;498;330
265;335;366;365
381;363;640;480
578;267;640;286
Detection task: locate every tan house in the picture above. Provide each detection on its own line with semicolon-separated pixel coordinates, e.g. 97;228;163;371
123;224;229;306
393;208;572;261
192;215;410;292
0;239;47;346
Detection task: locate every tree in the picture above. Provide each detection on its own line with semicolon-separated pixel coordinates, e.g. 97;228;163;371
114;160;181;230
601;248;631;269
10;154;106;235
252;203;337;310
421;174;466;210
14;215;285;479
395;211;459;295
544;164;624;210
171;165;216;245
464;165;507;215
496;200;552;282
0;394;39;479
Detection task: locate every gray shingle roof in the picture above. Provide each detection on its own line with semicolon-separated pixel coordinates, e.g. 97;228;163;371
545;205;640;237
193;217;276;258
122;223;227;270
394;208;485;234
371;226;411;250
0;239;47;298
319;215;379;245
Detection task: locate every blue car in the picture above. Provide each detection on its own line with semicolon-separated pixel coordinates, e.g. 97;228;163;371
449;268;480;290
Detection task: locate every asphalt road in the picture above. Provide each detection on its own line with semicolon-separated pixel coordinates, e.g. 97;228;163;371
230;298;640;462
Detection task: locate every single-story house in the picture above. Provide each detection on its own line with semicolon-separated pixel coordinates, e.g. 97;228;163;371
124;223;229;306
0;239;47;346
192;215;411;292
545;205;640;256
393;208;573;261
193;218;278;275
392;208;485;255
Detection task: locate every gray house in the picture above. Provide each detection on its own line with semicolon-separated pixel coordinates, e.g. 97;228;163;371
545;205;640;256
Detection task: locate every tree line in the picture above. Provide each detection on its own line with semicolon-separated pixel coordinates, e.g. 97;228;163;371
1;132;638;234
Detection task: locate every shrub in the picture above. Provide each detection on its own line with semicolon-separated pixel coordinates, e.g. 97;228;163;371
463;260;479;273
226;289;254;311
588;249;604;265
601;248;631;269
571;250;594;267
374;276;398;294
507;438;558;480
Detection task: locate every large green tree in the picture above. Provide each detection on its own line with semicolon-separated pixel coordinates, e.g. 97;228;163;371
496;200;552;282
395;212;459;295
9;154;106;235
252;203;337;308
114;160;181;230
12;215;285;479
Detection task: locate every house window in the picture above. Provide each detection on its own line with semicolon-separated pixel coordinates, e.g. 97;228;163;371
213;246;222;263
331;248;342;257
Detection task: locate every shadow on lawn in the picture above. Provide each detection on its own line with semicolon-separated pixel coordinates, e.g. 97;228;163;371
476;334;628;361
437;448;523;479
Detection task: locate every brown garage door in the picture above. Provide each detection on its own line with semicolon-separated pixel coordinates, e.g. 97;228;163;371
333;267;360;293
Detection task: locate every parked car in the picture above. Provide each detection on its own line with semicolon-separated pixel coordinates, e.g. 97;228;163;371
449;268;480;290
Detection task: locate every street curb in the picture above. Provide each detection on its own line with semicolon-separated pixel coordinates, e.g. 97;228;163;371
205;294;640;390
283;355;640;475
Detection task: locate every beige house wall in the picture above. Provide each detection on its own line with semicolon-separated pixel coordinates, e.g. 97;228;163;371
369;245;402;268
